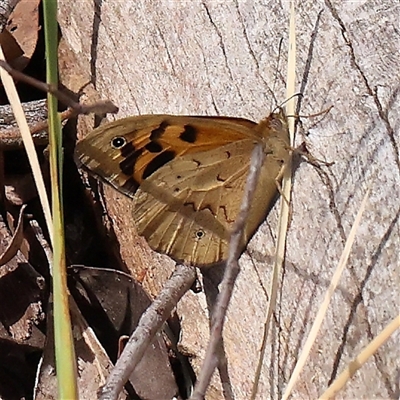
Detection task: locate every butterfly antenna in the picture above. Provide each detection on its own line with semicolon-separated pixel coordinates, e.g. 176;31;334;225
269;38;284;110
273;92;303;114
287;105;333;122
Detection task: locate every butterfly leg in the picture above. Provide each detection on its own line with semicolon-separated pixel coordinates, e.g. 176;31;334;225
274;165;290;206
294;142;334;168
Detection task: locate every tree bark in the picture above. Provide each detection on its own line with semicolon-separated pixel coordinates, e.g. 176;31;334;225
58;1;399;399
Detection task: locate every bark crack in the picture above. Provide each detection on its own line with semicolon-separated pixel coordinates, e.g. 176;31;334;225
233;0;277;106
201;1;244;104
325;0;400;171
155;24;177;76
194;38;219;114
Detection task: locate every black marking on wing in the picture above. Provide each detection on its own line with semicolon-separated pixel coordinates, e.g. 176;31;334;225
219;204;234;223
194;229;205;240
180;125;198;143
120;141;135;157
145;141;163;153
184;201;215;215
142;150;176;179
111;136;127;149
150;120;169;140
119;146;144;175
121;176;140;194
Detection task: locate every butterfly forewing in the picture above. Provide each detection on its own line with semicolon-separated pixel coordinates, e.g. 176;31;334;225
76;115;259;194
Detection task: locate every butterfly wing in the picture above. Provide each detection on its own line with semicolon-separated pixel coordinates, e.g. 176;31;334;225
75;112;290;267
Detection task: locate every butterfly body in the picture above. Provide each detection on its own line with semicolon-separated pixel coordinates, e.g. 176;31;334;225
75;111;290;268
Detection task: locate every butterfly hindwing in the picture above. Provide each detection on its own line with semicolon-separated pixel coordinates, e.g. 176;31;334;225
133;139;258;266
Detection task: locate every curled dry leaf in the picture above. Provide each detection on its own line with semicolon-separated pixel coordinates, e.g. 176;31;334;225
0;204;26;266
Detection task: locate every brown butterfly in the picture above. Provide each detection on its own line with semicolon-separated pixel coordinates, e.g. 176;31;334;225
74;110;290;268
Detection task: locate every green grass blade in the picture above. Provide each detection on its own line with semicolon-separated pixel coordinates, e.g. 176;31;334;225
42;0;78;398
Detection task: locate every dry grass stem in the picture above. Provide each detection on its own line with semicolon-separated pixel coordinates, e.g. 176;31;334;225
318;313;400;399
251;2;296;397
282;187;371;400
0;46;53;246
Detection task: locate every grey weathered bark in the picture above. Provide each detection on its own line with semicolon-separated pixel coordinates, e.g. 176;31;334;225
58;1;399;399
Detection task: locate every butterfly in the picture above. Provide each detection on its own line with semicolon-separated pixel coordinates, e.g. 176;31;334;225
74;110;290;268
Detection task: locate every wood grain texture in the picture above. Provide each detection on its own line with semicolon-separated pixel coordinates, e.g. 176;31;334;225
58;1;399;399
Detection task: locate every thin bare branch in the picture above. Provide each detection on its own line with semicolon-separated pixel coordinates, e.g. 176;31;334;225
0;60;119;115
99;263;197;400
191;144;265;400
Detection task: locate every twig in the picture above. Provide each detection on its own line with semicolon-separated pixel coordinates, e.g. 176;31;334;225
0;102;74;149
0;59;119;116
190;144;265;400
98;263;197;400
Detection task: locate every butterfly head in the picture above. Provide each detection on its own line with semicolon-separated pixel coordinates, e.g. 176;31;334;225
257;108;290;144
